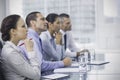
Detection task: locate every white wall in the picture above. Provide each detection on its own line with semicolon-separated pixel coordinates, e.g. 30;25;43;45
0;0;6;25
6;0;23;17
0;0;6;41
2;0;120;51
96;0;120;50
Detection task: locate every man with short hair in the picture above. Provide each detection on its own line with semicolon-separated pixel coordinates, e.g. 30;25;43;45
59;13;89;58
19;12;71;73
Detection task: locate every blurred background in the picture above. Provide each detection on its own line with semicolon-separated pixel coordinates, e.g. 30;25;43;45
1;0;120;80
0;0;120;52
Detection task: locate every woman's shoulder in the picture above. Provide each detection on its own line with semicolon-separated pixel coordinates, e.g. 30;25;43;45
1;42;18;57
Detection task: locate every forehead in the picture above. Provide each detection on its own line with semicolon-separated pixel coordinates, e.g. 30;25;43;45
63;17;70;22
36;13;44;18
17;18;24;25
55;17;59;21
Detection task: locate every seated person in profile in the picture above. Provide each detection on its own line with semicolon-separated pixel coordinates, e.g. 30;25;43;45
18;11;72;74
0;15;40;80
40;13;63;61
59;13;89;58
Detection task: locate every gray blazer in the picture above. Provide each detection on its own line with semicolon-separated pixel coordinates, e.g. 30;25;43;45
1;41;40;80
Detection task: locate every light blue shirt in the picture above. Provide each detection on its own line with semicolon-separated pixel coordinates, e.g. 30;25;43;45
40;31;63;61
18;28;64;72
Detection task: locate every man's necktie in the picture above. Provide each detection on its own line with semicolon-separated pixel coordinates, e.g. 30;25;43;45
64;34;67;50
39;38;43;53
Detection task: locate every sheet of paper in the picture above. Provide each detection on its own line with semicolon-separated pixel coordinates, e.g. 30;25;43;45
54;68;79;73
42;73;69;79
71;62;79;67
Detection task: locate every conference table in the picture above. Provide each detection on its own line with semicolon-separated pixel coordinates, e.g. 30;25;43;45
42;51;120;80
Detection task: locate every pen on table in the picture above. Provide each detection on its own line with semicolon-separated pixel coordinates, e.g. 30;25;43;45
19;38;32;46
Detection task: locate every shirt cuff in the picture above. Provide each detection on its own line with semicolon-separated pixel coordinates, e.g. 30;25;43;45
57;61;64;68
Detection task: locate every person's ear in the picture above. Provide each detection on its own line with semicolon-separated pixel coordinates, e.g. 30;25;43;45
48;22;53;28
10;28;17;36
30;20;36;26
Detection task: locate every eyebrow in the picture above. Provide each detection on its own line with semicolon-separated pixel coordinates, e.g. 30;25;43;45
40;17;45;20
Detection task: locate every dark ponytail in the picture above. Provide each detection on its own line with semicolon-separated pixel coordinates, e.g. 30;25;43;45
46;13;59;24
0;15;20;41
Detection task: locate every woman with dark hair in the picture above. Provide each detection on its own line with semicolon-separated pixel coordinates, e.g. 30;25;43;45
0;15;40;80
40;13;65;61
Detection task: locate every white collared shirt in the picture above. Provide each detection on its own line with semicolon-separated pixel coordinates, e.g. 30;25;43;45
60;29;80;57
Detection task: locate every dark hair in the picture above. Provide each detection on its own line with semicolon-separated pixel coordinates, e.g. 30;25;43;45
26;11;41;27
59;13;70;18
46;13;59;24
1;15;20;41
59;13;70;24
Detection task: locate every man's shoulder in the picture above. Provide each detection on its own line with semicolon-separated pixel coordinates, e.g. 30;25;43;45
40;31;49;39
41;31;48;35
66;31;72;37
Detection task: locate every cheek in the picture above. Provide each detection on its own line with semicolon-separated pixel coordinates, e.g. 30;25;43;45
20;30;27;36
36;23;40;28
57;25;60;30
41;25;46;31
67;26;69;29
55;26;59;31
67;25;70;28
64;25;67;28
40;23;44;28
52;25;55;29
65;26;68;29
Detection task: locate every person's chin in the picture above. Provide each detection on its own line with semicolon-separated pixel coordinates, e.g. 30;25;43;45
22;37;26;40
42;29;47;32
69;28;72;30
68;29;71;31
23;36;27;39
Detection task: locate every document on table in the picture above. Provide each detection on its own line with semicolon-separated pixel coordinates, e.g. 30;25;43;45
42;73;69;79
88;61;110;65
54;68;79;73
71;62;79;67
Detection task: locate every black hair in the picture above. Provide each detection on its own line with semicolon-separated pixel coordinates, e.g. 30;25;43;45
46;13;59;24
1;15;20;41
59;13;70;24
26;11;41;27
59;13;70;18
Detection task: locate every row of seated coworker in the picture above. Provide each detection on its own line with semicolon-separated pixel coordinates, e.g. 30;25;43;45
0;12;89;80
